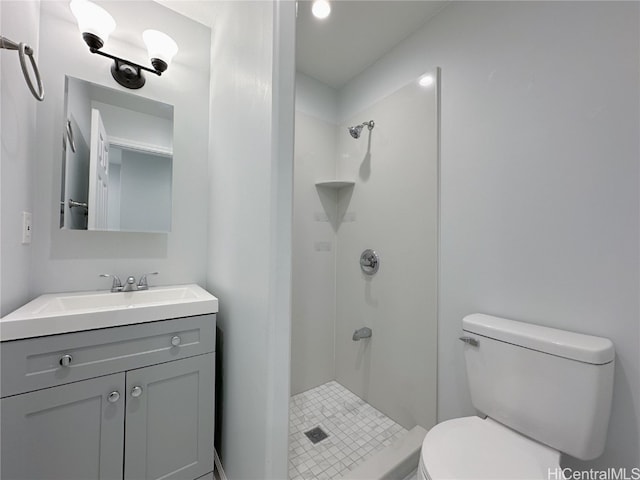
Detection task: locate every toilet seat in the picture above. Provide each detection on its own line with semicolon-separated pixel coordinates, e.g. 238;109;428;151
419;416;561;480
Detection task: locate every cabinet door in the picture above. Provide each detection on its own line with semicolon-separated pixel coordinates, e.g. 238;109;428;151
1;373;125;480
124;354;214;480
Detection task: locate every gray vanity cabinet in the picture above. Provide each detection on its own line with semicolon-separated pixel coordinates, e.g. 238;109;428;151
0;314;216;480
1;373;126;480
125;354;214;480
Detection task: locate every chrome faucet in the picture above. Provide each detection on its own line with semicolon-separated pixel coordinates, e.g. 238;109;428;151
137;272;159;290
123;276;137;292
100;274;123;292
100;271;158;292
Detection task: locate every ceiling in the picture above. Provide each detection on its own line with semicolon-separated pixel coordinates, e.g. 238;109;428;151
296;0;447;89
157;0;447;90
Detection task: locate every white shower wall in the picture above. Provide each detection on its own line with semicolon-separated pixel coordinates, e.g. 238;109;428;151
291;111;338;395
292;75;439;431
334;78;438;430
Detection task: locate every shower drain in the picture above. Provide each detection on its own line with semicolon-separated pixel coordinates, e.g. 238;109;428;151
304;426;328;444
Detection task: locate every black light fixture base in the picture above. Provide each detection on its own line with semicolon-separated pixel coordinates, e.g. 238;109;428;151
84;40;162;89
150;58;167;73
111;61;145;89
82;32;104;50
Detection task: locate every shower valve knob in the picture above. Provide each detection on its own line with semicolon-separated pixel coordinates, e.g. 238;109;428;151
360;249;380;275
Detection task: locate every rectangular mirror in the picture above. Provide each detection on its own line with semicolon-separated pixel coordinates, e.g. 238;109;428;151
60;76;174;233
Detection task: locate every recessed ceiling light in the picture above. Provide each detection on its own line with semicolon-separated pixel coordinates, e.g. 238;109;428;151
419;75;434;87
312;0;331;19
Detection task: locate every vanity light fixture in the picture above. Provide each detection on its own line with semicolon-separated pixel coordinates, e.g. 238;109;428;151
312;0;331;19
70;0;178;89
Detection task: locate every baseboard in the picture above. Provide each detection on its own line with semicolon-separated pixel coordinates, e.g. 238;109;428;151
214;448;228;480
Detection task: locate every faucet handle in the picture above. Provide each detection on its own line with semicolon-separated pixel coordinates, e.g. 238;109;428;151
137;272;159;290
100;274;123;292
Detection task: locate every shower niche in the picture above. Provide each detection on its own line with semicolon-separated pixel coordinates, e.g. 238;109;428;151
314;180;355;189
313;180;355;232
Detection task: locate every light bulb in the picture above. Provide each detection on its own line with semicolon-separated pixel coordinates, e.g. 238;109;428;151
143;29;178;72
70;0;116;48
312;0;331;19
419;75;434;87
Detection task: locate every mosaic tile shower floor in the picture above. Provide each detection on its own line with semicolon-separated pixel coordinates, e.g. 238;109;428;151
289;381;407;480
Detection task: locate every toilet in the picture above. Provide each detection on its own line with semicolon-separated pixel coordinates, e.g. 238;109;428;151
418;313;615;480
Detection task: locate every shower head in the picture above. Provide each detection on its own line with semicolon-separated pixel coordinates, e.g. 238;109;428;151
348;125;364;139
347;120;375;139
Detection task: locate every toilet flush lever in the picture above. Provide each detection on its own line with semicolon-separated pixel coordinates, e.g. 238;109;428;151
459;336;479;347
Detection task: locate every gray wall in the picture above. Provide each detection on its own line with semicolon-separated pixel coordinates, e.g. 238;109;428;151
107;162;121;231
207;1;294;479
119;150;172;232
341;1;639;470
25;1;210;300
1;0;40;315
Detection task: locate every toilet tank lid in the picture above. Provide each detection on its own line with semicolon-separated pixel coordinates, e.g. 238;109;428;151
463;314;614;365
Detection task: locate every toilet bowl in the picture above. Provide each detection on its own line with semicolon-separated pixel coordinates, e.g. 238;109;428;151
418;314;614;480
417;417;560;480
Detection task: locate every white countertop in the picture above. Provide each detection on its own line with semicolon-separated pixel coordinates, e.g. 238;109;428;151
0;284;218;341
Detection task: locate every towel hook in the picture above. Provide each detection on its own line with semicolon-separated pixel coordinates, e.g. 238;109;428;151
0;35;44;101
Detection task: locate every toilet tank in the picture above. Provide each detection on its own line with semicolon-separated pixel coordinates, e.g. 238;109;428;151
462;314;615;460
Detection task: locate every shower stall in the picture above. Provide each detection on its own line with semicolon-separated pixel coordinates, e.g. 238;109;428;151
290;71;439;480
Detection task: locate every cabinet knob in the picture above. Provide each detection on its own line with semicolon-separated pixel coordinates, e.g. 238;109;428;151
131;386;143;398
59;354;73;367
171;335;181;347
107;391;120;403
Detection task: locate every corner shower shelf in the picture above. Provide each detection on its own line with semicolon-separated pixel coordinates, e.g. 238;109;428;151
315;180;355;189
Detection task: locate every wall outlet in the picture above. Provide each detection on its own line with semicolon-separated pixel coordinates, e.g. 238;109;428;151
21;211;32;244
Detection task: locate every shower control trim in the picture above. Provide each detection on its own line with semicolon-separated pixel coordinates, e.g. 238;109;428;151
360;249;380;275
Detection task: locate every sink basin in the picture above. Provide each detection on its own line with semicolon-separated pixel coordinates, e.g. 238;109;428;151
37;286;200;314
1;284;218;341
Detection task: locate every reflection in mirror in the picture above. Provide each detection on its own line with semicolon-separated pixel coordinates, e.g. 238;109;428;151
60;76;173;232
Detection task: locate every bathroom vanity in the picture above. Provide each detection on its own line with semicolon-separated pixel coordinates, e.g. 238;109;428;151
0;284;218;480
